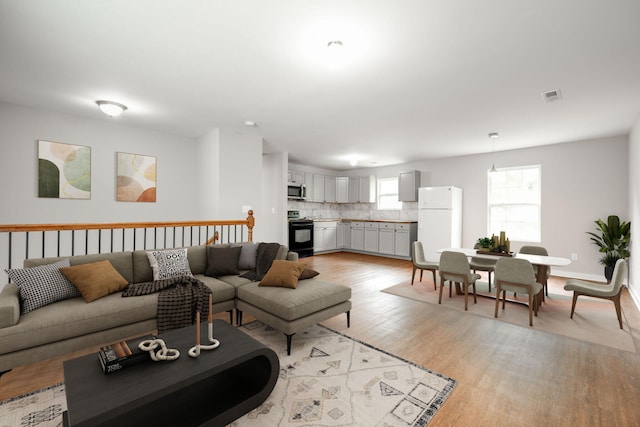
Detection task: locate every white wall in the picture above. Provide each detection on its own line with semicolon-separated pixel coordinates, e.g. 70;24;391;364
261;152;289;243
0;103;199;223
629;114;640;306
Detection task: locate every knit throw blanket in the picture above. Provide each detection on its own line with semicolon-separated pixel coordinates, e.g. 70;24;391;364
240;242;281;281
122;275;212;334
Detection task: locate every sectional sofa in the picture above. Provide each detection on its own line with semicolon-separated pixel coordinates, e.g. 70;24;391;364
0;243;351;372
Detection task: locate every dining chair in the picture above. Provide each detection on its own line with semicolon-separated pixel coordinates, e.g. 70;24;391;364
563;258;627;329
519;245;550;297
438;251;480;310
411;241;439;289
469;243;497;292
494;258;543;326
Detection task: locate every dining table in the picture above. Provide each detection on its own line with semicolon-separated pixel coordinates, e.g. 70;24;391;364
438;248;571;300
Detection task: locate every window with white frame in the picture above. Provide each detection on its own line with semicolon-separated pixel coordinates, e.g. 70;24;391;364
377;177;402;210
488;165;541;242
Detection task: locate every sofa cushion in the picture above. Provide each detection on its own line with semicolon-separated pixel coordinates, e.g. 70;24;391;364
259;260;306;289
205;246;241;277
24;252;135;284
5;259;81;314
60;260;129;302
193;274;236;303
237;279;351;321
146;248;193;280
232;242;259;270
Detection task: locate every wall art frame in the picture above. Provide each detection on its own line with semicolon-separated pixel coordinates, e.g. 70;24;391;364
38;140;91;199
116;152;157;202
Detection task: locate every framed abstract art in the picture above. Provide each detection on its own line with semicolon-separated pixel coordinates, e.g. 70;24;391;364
116;152;156;202
38;140;91;199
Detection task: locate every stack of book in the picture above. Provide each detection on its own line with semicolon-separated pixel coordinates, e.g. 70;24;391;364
98;337;152;374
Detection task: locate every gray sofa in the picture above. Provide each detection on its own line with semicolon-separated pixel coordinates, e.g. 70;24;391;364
0;244;351;372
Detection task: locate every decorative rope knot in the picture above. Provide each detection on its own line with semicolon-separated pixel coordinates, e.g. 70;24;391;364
138;338;180;361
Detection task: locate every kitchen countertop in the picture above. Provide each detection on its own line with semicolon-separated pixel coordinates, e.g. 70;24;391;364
310;218;417;223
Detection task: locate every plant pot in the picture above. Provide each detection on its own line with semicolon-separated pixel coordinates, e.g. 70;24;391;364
604;266;614;284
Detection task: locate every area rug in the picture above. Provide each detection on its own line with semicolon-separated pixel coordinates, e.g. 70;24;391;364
0;322;456;427
382;279;636;353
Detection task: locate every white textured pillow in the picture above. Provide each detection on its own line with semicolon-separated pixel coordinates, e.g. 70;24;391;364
5;259;81;314
146;248;193;280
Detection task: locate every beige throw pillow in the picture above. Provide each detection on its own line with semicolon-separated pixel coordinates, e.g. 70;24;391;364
259;260;306;289
60;260;129;303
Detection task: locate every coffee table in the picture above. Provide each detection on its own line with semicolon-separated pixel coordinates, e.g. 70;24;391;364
62;320;279;427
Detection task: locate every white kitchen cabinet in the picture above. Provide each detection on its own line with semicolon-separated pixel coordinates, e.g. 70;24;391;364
394;223;417;257
364;222;379;252
288;170;304;184
314;221;338;252
399;170;421;202
348;177;359;203
336;177;349;203
312;174;325;202
359;176;376;203
350;222;365;251
337;222;351;248
324;176;337;202
378;223;395;255
304;173;314;201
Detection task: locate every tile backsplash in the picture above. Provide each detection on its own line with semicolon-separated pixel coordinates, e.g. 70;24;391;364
288;200;418;221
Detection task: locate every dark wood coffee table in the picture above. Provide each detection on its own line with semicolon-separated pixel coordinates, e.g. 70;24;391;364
62;320;279;426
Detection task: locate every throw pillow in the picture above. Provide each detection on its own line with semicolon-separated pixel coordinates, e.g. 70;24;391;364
146;248;193;280
232;242;259;270
60;260;129;303
5;259;81;314
299;267;320;280
205;246;242;277
259;260;306;289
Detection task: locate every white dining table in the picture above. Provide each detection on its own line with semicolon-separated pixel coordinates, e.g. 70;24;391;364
438;248;571;298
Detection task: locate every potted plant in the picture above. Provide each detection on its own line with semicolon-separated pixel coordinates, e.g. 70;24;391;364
477;237;493;252
587;215;631;283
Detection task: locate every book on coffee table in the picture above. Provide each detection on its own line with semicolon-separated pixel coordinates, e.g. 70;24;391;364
98;336;153;374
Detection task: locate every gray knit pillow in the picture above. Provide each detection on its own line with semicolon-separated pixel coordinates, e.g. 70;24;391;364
5;259;81;314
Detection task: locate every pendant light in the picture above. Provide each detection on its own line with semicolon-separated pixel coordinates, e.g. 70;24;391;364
489;132;499;173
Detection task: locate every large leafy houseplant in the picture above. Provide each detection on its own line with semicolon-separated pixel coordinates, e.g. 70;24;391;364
586;215;631;282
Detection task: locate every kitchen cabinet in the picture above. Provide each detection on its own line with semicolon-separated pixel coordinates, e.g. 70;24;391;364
312;174;325;202
336;177;349;203
324;176;337;202
314;221;338;252
304;173;314;201
337;221;351;248
288;170;304;184
378;223;395;255
350;222;365;251
364;222;379;252
394;223;416;257
347;176;376;203
348;178;359;203
399;170;421;202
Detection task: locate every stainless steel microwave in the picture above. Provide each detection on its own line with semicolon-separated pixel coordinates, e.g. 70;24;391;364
287;183;306;200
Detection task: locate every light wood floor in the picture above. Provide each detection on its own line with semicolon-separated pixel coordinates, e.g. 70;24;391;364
2;252;640;426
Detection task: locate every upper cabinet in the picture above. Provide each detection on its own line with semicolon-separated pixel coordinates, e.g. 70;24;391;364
336;177;349;203
288;171;376;204
324;176;337;203
356;176;376;203
398;170;421;202
288;170;304;184
312;173;325;202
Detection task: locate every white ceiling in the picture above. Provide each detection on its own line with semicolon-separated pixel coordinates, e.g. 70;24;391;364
1;1;639;170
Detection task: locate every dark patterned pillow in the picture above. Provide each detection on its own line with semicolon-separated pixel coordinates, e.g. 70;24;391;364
146;248;193;280
5;259;81;314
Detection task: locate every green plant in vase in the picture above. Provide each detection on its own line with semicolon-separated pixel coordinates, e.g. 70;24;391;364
586;215;631;283
477;237;493;252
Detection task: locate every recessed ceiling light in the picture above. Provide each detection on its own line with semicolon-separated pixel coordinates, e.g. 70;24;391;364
96;100;127;117
244;121;257;127
542;89;562;103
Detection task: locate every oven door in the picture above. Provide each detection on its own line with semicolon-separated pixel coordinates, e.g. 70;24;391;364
288;221;314;257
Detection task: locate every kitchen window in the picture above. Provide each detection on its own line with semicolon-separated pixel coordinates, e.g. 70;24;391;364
378;177;402;210
488;165;541;242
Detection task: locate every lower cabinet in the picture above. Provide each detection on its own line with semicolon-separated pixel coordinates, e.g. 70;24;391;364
337;222;351;249
364;222;379;253
378;224;395;255
314;222;338;253
350;222;365;251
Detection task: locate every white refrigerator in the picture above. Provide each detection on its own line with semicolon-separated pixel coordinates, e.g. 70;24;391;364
417;186;463;261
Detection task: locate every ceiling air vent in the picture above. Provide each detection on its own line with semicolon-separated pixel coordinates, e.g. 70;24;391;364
542;89;562;103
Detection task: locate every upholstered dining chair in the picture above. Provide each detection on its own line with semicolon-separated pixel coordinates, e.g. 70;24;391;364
519;245;550;297
563;258;627;329
494;258;543;326
438;251;480;311
469;243;497;292
411;241;439;289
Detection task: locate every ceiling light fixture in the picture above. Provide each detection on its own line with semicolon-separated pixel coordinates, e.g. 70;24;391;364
489;132;499;173
349;158;358;166
96;100;127;117
244;121;257;127
327;40;343;48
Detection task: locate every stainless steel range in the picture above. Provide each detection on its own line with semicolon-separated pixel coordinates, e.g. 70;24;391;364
287;210;313;258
